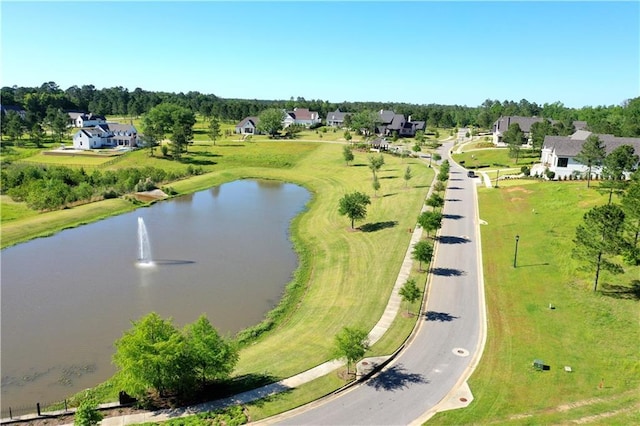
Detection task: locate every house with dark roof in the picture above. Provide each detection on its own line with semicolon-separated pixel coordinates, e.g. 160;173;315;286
0;104;26;119
493;116;589;145
72;123;138;150
540;130;640;179
326;109;348;127
235;116;260;135
67;111;107;128
492;116;546;145
376;110;425;138
283;108;321;127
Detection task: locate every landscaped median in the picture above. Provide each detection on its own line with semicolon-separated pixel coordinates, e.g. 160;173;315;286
1;141;434;418
429;179;640;425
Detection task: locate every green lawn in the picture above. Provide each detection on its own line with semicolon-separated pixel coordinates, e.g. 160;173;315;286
429;179;640;425
452;147;540;170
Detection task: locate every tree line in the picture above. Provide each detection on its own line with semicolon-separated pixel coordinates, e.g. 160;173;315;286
2;82;639;136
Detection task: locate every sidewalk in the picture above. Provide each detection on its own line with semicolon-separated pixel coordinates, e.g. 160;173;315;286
52;167;437;426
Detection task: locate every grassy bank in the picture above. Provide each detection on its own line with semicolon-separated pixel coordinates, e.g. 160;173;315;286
429;180;640;425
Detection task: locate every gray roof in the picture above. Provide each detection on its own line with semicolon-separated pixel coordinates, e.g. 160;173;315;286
326;109;347;122
573;121;588;131
378;110;396;124
544;131;640;157
493;116;545;133
236;116;259;128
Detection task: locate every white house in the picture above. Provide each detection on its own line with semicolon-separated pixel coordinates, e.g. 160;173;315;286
235;116;260;134
67;111;107;128
540;130;640;179
284;108;321;127
72;123;138;150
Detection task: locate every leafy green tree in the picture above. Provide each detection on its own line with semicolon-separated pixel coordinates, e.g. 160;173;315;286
343;113;353;129
399;278;422;314
412;143;422;154
74;395;103;426
412;239;434;271
426;193;444;211
572;204;626;292
28;122;46;147
343;130;352;143
334;327;369;374
622;177;640;262
503;123;524;163
602;144;638;181
530;119;554;153
113;312;190;398
342;144;354;165
143;103;195;158
601;144;639;202
46;108;69;142
417;210;443;238
284;123;304;138
433;180;446;193
351;110;379;136
256;108;284;137
575;134;606;188
183;315;238;385
338;191;371;229
368;154;385;179
415;130;425;144
372;175;381;197
3;110;24;142
403;166;412;188
208;116;221;145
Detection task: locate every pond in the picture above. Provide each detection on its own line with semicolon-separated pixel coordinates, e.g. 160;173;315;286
1;179;310;414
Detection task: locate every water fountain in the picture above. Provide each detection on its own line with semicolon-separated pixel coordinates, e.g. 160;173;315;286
137;217;154;266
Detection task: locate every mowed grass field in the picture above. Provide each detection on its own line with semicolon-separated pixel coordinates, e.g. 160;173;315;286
430;179;640;425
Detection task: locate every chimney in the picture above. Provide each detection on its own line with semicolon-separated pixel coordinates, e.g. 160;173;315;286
408;115;412;122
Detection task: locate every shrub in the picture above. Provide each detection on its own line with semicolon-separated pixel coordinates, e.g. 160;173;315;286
103;189;119;199
545;168;556;180
521;166;530;176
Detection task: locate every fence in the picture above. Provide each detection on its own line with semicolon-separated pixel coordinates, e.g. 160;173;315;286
0;393;135;424
1;399;66;422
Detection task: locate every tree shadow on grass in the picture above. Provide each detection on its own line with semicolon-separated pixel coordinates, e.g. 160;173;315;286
178;157;217;166
191;151;222;158
367;364;428;392
430;267;466;276
424;311;459;322
600;280;640;300
360;221;398;232
437;235;470;244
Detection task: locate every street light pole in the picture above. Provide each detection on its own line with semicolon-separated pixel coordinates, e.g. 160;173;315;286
513;235;520;268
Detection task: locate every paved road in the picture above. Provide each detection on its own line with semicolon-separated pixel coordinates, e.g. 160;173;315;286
265;141;486;425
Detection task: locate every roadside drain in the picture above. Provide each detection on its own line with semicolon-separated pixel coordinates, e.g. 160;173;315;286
453;348;470;357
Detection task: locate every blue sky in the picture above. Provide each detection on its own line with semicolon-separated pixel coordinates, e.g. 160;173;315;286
1;1;638;108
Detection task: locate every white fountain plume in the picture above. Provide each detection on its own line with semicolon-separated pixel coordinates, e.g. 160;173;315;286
137;217;154;267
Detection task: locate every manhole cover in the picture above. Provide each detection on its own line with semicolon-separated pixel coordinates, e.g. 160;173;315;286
452;348;469;357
